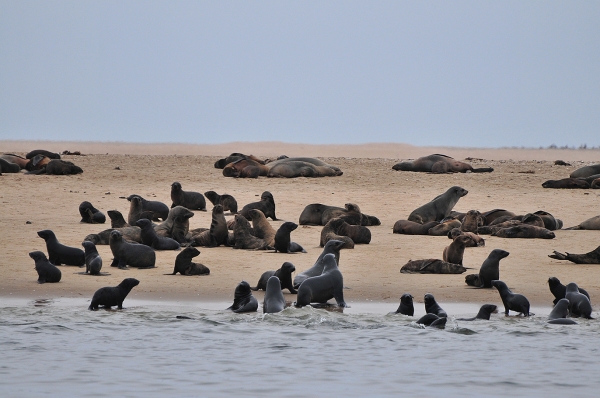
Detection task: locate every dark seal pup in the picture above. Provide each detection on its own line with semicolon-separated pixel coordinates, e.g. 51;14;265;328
29;251;62;283
549;245;600;264
547;277;590;305
170;182;207;211
79;201;106;224
293;240;346;289
108;210;129;228
274;222;306;253
26;149;61;159
239;191;277;221
82;241;103;275
400;259;467;274
227;281;258;313
109;230;156;269
547;299;578;325
394;293;414;316
37;230;85;266
416;314;447;328
491;280;530;316
126;194;169;221
88;278;140;310
295;254;346;308
263;276;286;313
408;186;468;224
457;304;497;321
424;293;447;317
565;282;593;319
465;249;509;288
204;190;238;214
251;262;297;293
136;219;180;250
191;204;229;247
170;247;210;275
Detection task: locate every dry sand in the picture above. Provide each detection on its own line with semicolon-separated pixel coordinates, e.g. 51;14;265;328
1;141;599;308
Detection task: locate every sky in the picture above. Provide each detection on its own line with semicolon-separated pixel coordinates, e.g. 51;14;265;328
1;1;599;148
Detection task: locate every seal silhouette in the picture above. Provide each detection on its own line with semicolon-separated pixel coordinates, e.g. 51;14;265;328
456;304;497;321
465;249;509;288
565;283;593;319
263;276;286;313
491;280;530;316
547;277;590;305
79;201;106;224
37;230;85;266
29;251;61;283
88;278;139;310
251;262;297;294
227;281;258;313
82;241;103;275
136;219;180;250
204;191;238;214
295;254;346;307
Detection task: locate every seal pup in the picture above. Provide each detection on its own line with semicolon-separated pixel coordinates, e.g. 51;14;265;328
465;249;509;288
88;278;140;310
82;241;103;275
170;247;210;275
240;191;277;221
204;191;238;214
232;214;273;250
251;262;297;293
393;220;439;235
293;240;346;289
126;194;169;221
37;230;85;266
547;277;590;305
564;215;600;230
424;293;447;317
393;293;414;316
154;206;194;244
400;259;467;274
295;254;346;308
442;234;472;265
83;226;142;245
320;218;371;248
542;178;590;189
136;219;180;250
227;281;258;313
428;218;462;236
79;201;106;224
456;304;497;321
460;210;483;233
109;230;156;269
274;222;306;253
547;299;578;325
170;182;207;211
408;186;468;224
29;251;61;283
108;210;130;228
448;228;485;247
248;209;276;246
492;224;555;239
533;210;562;230
191;205;229;247
416;314;447;328
263;276;286;313
127;195;153;226
491;280;530;316
549;245;600;264
565;282;593;319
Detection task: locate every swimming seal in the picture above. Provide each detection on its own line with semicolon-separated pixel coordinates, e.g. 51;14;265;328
29;251;61;283
204;190;238;214
88;278;139;310
126;194;169;221
392;154;493;173
263;276;286;313
491;280;530;316
565;282;593;319
295;254;346;307
400;259;467;274
79;201;106;224
251;262;297;294
394;293;414;316
464;249;509;288
393;220;439;235
408;186;468;224
416;314;447;328
240;191;277;221
456;304;497;321
227;281;259;313
109;230;156;269
191;205;229;247
564;215;600;230
547;299;578;325
547;277;590;305
424;293;447;317
136;219;180;250
299;203;381;226
82;241;103;275
274;222;306;253
570;164;600;178
293;240;346;289
442;234;472;265
549;245;600;264
37;230;85;266
170;247;210;275
170;182;207;211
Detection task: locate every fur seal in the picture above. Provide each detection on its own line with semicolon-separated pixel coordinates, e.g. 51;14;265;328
565;283;593;318
240;191;277;221
82;241;103;275
154;206;194;244
263;276;286;313
274;222;306;253
204;190;238;214
408;186;468;224
232;214;273;250
570;164;600;178
83;226;142;245
222;157;268;178
293;240;346;289
592;178;600;189
79;201;106;224
37;230;85;266
0;157;21;173
136;219;180;250
320;218;370;249
251;262;297;293
127;195;153;226
170;247;210;275
248;209;276;246
392;154;493;173
126;194;169;221
416;314;447;328
448;228;485;247
424;293;447;317
26;150;61;159
460;210;483;233
491;280;530;316
393;220;439;235
400;259;467;274
442;235;472;265
456;304;497;321
564;215;600;230
267;157;343;178
29;251;61;283
227;281;259;313
542;178;590;189
481;209;516;225
464;249;509;288
191;205;229;247
109;230;156;269
29;159;83;175
547;298;578;324
295;253;346;307
547;277;590;305
549;245;600;264
170;182;207;211
108;210;129;228
215;153;265;169
428;218;462;236
492;224;555;239
533;211;562;230
88;278;139;310
394;293;414;316
299;203;380;226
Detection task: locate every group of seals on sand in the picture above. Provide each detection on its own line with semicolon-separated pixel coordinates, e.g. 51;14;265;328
216;153;343;178
542;163;600;189
1;151;83;175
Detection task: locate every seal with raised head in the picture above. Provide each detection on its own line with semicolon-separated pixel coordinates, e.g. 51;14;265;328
136;219;180;250
565;282;593;319
448;228;485;247
408;186;468;224
428;218;462;236
83;226;142;245
299;203;380;226
227;281;258;313
251;262;297;294
570;164;600;179
154;206;194;244
424;293;447;317
204;191;238;214
400;259;467;274
126;194;169;221
88;278;139;310
442;234;472;265
79;201;106;224
293;240;346;289
232;214;273;250
492;224;555;239
248;209;276;246
170;247;210;275
564;215;600;230
108;210;129;228
394;293;414;316
170;182;207;211
456;304;497;321
547;277;590;305
191;205;229;247
37;230;85;266
320;218;371;248
240;191;277;221
549;245;600;264
461;210;483;233
127;195;153;226
491;280;530;316
82;241;103;275
274;222;306;253
547;299;578;325
109;230;156;269
464;249;509;288
392;154;493;173
295;254;346;307
263;276;286;313
29;251;61;283
393;220;439;235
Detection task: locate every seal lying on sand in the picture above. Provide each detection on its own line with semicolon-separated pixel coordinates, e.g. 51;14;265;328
295;254;346;308
393;220;439;235
28;159;83;175
83;226;142;245
214;153;265;169
564;215;600;230
492;224;555;239
400;259;467;274
251;262;297;293
79;201;106;224
227;281;258;313
392;154;493;173
26;150;61;160
542;178;590;189
299;203;380;226
570;164;600;178
30;251;61;283
448;228;485;247
549;245;600;264
88;278;139;310
320;218;371;249
37;230;85;266
492;280;530;316
170;247;210;275
0;157;21;173
408;186;468;224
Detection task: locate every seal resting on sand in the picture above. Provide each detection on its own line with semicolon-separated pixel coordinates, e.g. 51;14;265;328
126;194;169;221
549;245;600;264
393;220;439;235
240;191;277;221
109;230;156;269
400;259;467;274
408;186;468;224
299;203;380;226
570;164;600;179
542;178;590;189
170;182;207;211
170;247;210;275
564;215;600;230
392;154;493;173
88;278;139;310
204;190;238;214
492;224;555;239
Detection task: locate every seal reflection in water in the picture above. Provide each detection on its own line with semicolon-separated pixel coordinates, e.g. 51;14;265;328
88;278;140;310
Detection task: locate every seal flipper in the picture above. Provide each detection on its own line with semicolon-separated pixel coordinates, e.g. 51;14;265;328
471;167;494;173
288;242;306;253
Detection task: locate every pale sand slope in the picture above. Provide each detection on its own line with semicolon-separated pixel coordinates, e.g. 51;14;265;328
1;141;599;309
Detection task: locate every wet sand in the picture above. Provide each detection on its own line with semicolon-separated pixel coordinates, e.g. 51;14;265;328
1;141;599;307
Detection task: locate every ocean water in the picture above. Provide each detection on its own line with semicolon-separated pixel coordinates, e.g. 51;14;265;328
1;298;598;397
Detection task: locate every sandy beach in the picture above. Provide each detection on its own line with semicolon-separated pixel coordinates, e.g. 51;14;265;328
1;141;599;307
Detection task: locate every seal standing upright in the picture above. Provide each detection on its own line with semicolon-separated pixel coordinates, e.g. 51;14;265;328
251;262;297;293
274;222;306;253
491;280;530;316
465;249;509;287
88;278;140;310
170;247;210;275
37;230;85;266
29;251;62;283
82;241;103;275
240;191;277;221
295;254;346;307
170;182;207;211
408;186;468;224
394;293;414;316
263;276;286;313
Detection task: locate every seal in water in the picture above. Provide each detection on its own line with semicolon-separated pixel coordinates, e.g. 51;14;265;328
456;304;497;321
263;276;286;313
79;201;106;224
37;230;85;266
565;282;593;319
394;293;414;316
293;240;346;289
464;249;509;288
82;241;103;275
547;277;590;305
170;182;207;211
400;259;467;274
170;247;210;275
416;314;447;328
408;186;468;224
29;251;61;283
424;293;447;317
239;191;277;221
274;222;306;253
136;219;180;250
491;280;530;316
251;262;297;293
88;278;140;310
392;154;493;173
547;298;578;325
126;194;169;221
109;230;156;269
295;254;346;308
548;245;600;264
227;281;258;313
204;190;238;214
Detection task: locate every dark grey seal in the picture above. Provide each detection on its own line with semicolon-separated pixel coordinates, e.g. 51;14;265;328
109;230;156;269
274;222;306;253
126;194;169;221
407;186;468;224
136;219;180;250
239;191;277;220
204;190;238;214
79;201;106;224
82;241;103;275
547;298;578;325
456;304;497;321
295;254;346;307
547;277;590;305
416;314;447;328
263;276;286;313
393;293;414;316
88;278;139;310
424;293;447;317
227;281;258;313
464;249;509;288
170;182;207;211
37;229;85;266
251;262;297;294
293;240;346;289
170;247;209;275
29;251;61;283
491;280;530;316
565;282;593;319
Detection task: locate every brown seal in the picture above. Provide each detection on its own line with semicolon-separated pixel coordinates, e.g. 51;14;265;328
214;153;265;169
492;224;555;239
191;205;230;247
320;218;371;249
84;226;142;245
223;158;269;178
204;190;238;214
232;214;273;250
154;206;194;244
448;228;485;247
266;158;343;178
392;154;493;173
542;178;590;189
240;191;277;221
428;218;462;236
564;215;600;230
0;154;29;170
400;259;467;274
299;203;380;226
460;210;483;233
592;178;600;189
442;234;472;265
127;195;153;226
549;245;600;264
480;209;516;225
0;157;22;173
247;209;276;246
393;220;439;235
28;159;83;175
533;210;562;230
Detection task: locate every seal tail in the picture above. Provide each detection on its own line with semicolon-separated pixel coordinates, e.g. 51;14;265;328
471;167;494;173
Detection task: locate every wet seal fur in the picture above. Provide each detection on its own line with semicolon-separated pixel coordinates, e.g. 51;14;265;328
394;293;414;316
251;262;297;294
88;278;139;310
295;254;346;307
37;229;85;266
126;194;169;221
408;186;468;224
547;277;590;305
82;241;103;275
170;247;210;275
401;259;467;274
79;201;106;224
240;191;277;221
136;219;180;250
204;191;238;214
547;299;578;325
492;280;530;316
465;249;509;288
456;304;497;321
416;314;447;328
549;245;600;264
293;240;346;289
227;281;258;313
392;154;493;173
565;282;593;319
170;182;206;211
30;251;61;283
109;230;156;269
274;222;306;253
263;276;286;313
424;293;447;317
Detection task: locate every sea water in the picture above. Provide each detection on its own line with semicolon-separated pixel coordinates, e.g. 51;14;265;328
0;298;598;397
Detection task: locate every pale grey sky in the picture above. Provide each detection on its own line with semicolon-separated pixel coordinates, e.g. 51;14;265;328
1;1;599;147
